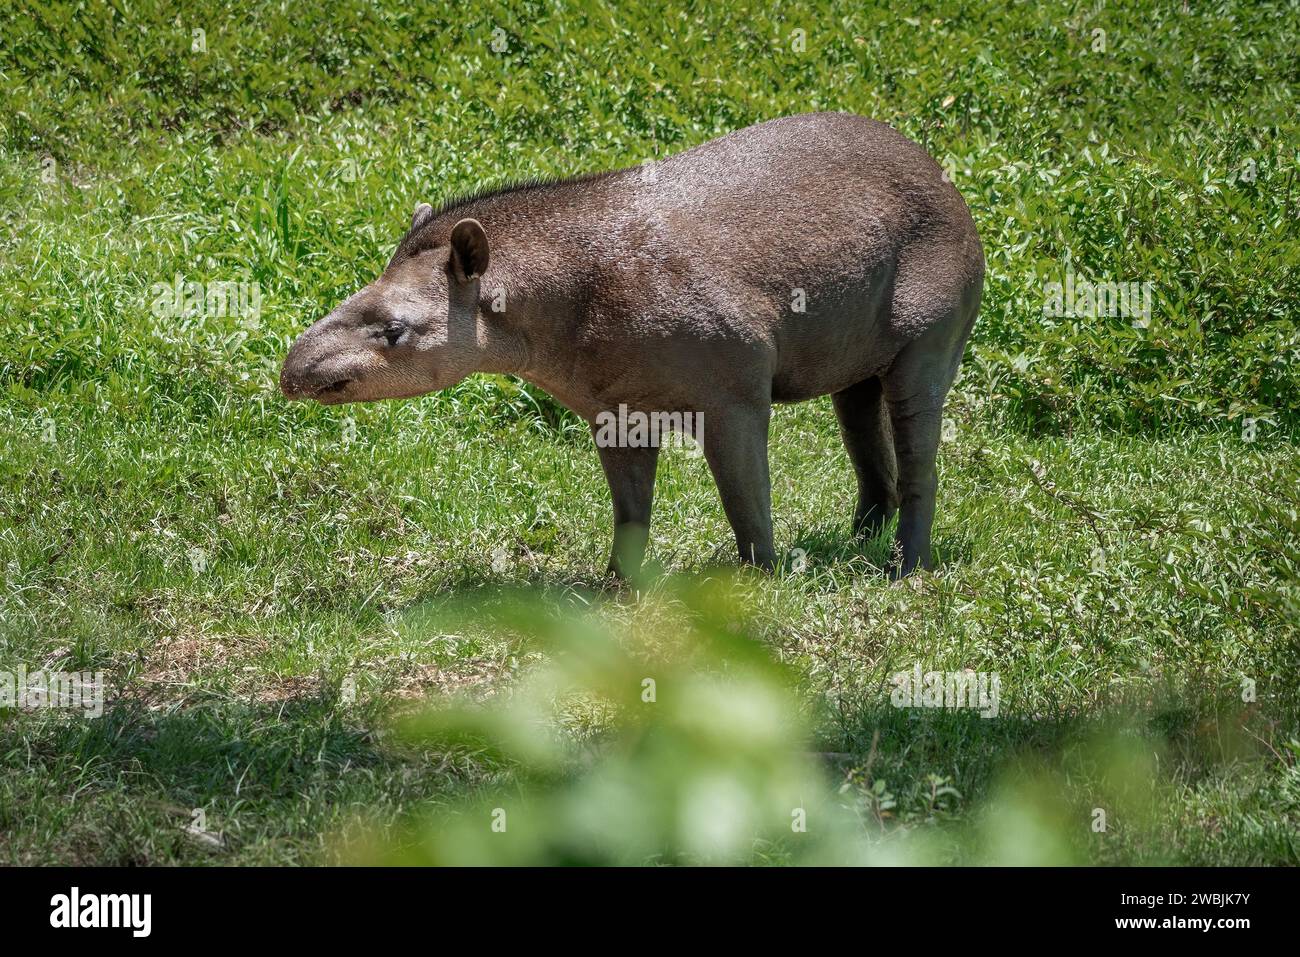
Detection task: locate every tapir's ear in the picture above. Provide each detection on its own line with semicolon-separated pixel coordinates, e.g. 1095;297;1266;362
410;202;434;232
449;218;490;282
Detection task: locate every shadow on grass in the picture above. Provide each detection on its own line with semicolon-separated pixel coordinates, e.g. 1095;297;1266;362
806;692;1299;864
0;694;482;865
785;521;974;576
4;575;1292;865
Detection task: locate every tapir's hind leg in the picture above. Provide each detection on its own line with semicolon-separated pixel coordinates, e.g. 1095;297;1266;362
881;298;979;577
881;373;943;576
832;377;898;541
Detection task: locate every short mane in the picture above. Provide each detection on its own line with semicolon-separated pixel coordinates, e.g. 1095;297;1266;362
391;167;620;262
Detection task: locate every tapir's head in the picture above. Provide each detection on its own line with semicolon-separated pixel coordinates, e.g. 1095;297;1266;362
280;203;490;404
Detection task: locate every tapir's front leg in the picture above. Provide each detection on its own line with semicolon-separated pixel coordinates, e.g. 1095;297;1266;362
594;438;660;580
702;404;777;571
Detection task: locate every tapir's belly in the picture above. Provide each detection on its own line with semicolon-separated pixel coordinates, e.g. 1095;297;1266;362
767;265;903;402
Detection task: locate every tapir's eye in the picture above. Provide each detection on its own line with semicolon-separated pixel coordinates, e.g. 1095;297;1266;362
382;323;405;347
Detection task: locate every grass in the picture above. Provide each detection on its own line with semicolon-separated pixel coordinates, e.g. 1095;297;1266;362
1;0;1297;864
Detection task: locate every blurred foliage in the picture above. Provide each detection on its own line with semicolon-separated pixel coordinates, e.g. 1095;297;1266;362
345;580;1298;865
346;579;865;864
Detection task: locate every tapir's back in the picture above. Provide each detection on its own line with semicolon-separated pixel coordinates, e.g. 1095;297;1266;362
429;111;983;402
640;115;967;251
606;112;984;396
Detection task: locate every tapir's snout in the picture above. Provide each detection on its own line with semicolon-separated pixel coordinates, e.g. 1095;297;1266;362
278;337;312;400
279;331;324;400
279;313;361;403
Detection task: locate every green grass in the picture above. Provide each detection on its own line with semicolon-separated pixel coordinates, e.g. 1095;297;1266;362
1;0;1297;864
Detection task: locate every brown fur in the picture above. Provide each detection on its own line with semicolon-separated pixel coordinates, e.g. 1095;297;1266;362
281;112;984;576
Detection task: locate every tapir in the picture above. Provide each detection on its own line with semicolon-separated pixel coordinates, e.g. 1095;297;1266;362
280;112;985;578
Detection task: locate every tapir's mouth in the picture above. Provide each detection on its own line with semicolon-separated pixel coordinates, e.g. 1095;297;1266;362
312;378;354;402
291;374;440;405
